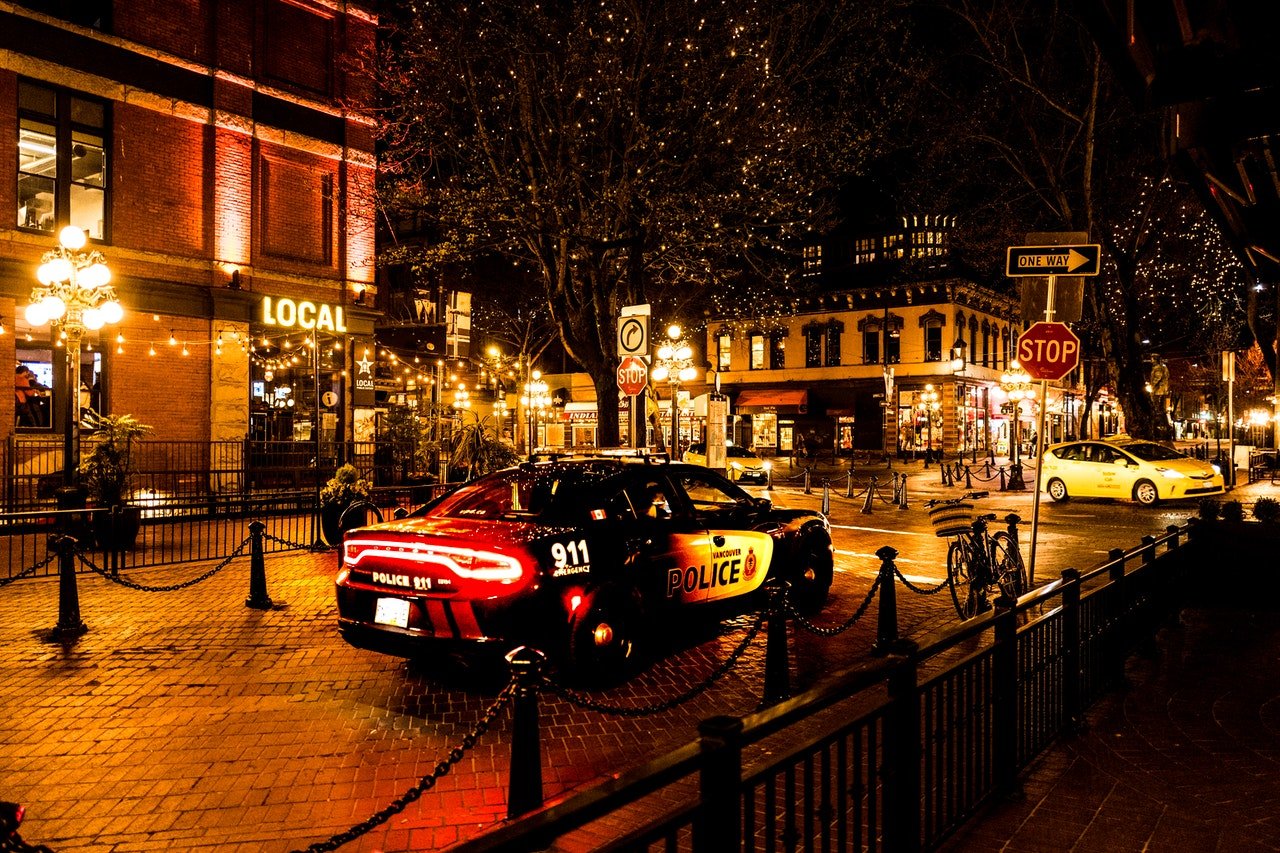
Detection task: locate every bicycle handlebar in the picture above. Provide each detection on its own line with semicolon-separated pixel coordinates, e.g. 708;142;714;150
924;489;990;508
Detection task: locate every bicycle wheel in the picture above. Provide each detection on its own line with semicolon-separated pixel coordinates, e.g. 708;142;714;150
989;531;1027;601
947;538;985;619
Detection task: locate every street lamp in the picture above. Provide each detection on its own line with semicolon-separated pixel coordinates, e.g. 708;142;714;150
918;384;940;466
651;324;697;456
1000;360;1035;488
520;370;551;456
24;225;123;507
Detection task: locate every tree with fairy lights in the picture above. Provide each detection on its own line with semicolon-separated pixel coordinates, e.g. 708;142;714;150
371;0;903;444
895;1;1258;440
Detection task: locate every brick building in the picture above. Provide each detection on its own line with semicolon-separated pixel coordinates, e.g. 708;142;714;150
0;1;378;471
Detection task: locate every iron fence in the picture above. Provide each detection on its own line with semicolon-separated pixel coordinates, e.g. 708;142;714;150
454;524;1196;852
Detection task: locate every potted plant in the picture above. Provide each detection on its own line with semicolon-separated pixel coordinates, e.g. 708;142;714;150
445;414;519;481
79;411;152;549
319;463;373;545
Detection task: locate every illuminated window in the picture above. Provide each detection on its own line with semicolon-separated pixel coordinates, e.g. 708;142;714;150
716;333;732;370
805;327;823;368
749;333;765;370
854;238;875;264
802;244;822;276
17;81;108;240
824;325;841;367
769;334;786;370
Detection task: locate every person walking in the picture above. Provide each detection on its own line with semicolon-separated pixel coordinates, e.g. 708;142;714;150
15;365;48;427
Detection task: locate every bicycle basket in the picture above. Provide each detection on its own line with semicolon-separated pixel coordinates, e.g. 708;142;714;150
929;502;975;537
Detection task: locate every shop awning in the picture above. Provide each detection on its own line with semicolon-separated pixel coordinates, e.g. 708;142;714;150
735;389;808;412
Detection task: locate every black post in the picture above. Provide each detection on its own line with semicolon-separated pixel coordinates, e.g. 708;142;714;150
861;476;876;515
874;545;900;653
1107;547;1127;688
992;595;1020;799
820;479;830;516
245;520;273;610
1060;568;1082;732
695;715;744;852
882;642;921;853
1007;460;1025;491
506;646;546;818
50;533;86;639
762;581;790;706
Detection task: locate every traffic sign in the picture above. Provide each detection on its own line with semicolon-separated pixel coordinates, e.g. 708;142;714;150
1016;322;1081;381
1006;244;1101;277
617;305;650;356
616;355;648;396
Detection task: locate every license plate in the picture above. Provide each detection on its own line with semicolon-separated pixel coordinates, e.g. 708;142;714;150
374;597;410;628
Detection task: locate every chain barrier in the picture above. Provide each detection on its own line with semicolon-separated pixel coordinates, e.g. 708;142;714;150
893;564;951;595
290;682;515;853
265;532;328;551
78;536;251;592
0;552;57;588
546;608;767;716
788;572;882;636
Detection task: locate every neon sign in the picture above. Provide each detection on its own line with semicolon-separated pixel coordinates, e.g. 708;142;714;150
260;297;348;332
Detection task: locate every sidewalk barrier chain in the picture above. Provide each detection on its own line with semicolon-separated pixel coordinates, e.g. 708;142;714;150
820;480;830;516
861;476;876;514
0;551;57;588
789;571;882;637
289;681;516;852
79;535;251;593
267;531;328;551
545;608;768;717
892;564;951;596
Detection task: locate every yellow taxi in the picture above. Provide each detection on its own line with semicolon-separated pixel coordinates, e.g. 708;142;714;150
1039;438;1224;506
682;441;770;484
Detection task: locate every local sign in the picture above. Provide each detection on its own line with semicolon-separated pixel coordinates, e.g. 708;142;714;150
1006;244;1101;277
616;355;648;396
1016;322;1081;381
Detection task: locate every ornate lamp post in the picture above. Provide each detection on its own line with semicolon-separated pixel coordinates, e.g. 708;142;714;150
1000;360;1035;489
651;324;697;456
520;371;551;456
24;225;122;507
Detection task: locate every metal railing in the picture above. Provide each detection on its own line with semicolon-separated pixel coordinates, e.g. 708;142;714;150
453;523;1197;852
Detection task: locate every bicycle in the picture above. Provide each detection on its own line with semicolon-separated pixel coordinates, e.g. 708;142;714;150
924;490;1027;619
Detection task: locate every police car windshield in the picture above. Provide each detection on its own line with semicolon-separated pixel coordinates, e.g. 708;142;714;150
429;466;621;523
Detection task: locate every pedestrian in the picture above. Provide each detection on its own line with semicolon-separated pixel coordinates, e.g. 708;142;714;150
15;364;48;427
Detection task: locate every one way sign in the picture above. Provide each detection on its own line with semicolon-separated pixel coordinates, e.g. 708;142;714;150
1006;244;1101;277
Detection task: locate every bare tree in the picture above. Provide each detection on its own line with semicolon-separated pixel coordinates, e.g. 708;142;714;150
373;0;900;443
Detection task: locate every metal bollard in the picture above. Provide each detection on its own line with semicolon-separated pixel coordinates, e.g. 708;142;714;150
998;466;1007;491
506;646;546;818
803;468;812;494
941;462;951;487
49;533;87;640
898;474;909;510
821;479;830;516
845;469;855;499
873;545;900;653
861;476;876;514
964;466;974;490
762;582;790;706
245;520;274;610
1007;461;1026;491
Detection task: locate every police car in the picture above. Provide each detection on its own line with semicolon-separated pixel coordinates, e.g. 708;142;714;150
334;451;833;675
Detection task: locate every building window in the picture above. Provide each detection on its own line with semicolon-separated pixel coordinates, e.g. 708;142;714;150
802;244;822;276
717;333;732;371
749;333;766;370
17;81;108;240
805;327;823;368
924;325;943;362
769;334;786;370
862;329;879;365
824;325;841;367
854;237;875;264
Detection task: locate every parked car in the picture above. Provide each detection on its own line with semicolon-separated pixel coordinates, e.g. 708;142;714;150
1039;439;1224;506
334;451;833;677
682;441;770;484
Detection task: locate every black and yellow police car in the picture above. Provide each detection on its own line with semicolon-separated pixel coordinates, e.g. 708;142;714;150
335;450;833;675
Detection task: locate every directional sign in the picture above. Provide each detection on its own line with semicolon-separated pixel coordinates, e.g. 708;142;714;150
1006;244;1101;277
1016;322;1081;381
616;355;648;396
617;314;649;357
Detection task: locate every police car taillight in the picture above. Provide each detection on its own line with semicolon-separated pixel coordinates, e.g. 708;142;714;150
344;539;525;583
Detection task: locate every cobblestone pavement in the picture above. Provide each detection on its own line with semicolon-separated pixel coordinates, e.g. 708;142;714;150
1;462;1272;852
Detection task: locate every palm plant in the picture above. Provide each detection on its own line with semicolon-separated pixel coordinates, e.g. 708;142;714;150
445;414;519;479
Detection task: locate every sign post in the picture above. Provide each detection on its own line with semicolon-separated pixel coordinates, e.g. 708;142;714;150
1007;239;1099;586
618;305;650;447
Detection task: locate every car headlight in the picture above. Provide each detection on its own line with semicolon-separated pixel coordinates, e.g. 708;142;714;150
1211;463;1222;475
731;461;743;470
1155;467;1184;479
762;460;772;472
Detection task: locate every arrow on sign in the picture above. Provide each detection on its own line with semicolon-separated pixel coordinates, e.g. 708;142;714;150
1006;244;1101;277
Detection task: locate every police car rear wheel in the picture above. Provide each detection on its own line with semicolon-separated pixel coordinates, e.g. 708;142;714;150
790;529;834;615
569;589;642;678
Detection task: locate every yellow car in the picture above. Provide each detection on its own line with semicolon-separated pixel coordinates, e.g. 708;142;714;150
682;442;771;484
1039;439;1224;506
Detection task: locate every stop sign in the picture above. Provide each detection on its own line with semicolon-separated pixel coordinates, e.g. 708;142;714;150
616;356;648;396
1016;321;1080;381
